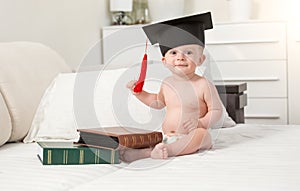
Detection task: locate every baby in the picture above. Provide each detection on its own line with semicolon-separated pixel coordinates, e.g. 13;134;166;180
121;12;223;162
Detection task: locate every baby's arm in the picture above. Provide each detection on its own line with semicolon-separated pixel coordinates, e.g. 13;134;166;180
127;80;165;109
200;81;222;129
197;80;223;129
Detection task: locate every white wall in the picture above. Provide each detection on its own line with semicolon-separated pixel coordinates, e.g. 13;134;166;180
0;0;110;70
0;0;292;69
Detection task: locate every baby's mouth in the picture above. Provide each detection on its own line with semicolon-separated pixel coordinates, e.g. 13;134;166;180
175;63;188;67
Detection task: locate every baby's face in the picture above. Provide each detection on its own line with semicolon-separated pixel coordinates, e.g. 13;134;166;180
162;44;205;77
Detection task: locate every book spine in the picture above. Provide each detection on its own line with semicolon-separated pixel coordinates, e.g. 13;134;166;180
119;132;163;148
78;133;119;149
40;148;119;165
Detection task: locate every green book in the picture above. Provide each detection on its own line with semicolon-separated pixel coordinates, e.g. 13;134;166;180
37;142;120;165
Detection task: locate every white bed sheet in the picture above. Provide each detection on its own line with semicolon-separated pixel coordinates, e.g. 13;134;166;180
1;124;300;191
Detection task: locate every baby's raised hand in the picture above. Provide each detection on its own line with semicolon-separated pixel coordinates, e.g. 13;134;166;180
127;80;136;89
126;80;140;95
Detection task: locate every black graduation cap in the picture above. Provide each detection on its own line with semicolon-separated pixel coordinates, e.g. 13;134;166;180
142;12;213;56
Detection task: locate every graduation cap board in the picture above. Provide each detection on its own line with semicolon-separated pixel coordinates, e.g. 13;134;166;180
142;12;213;56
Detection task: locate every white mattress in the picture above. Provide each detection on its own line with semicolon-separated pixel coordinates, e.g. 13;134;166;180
1;124;300;191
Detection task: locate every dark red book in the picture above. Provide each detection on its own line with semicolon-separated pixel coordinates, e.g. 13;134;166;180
76;127;163;149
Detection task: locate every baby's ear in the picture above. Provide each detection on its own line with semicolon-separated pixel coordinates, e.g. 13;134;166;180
162;57;167;65
197;54;206;66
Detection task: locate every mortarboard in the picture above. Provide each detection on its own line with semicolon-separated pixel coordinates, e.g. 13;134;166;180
142;12;213;56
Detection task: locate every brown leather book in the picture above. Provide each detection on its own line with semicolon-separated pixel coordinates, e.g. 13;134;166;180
76;127;163;149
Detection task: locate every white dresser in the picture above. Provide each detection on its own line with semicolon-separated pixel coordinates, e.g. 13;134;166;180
287;23;300;124
205;21;288;125
102;21;289;125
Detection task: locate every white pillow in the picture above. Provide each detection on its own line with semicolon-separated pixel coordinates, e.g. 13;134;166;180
24;68;148;143
0;92;12;146
24;66;235;143
23;72;79;143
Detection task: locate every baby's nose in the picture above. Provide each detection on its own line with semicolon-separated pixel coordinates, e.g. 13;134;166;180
176;53;185;60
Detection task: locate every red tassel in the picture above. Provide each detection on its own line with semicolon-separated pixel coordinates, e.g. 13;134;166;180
133;53;147;93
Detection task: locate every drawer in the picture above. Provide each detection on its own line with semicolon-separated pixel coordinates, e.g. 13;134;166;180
210;60;287;98
205;22;286;61
244;98;287;124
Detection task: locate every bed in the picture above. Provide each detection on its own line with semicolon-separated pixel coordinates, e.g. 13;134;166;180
1;124;300;190
1;42;300;191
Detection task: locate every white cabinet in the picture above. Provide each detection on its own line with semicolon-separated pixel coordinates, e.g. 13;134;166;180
287;24;300;124
206;22;288;124
102;21;289;125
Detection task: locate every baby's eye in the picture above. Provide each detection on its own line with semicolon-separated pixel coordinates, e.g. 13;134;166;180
184;50;193;55
169;51;177;55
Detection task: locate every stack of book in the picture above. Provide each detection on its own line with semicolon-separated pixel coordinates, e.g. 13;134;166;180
37;126;163;165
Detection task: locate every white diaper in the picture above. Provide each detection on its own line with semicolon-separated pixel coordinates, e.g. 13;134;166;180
163;134;185;144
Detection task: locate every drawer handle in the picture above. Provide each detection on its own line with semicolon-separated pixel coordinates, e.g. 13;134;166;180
214;77;279;82
206;39;279;45
245;115;280;119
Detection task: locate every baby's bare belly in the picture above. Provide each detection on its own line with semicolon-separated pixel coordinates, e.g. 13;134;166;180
162;109;200;135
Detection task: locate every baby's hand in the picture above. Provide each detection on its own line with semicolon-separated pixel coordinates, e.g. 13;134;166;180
126;80;140;95
183;118;199;133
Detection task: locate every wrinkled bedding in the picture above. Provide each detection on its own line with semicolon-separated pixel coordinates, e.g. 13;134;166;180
1;124;300;191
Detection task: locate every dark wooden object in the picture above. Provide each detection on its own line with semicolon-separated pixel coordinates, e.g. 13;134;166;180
216;83;247;123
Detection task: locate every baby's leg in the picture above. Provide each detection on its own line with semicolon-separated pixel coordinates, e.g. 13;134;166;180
150;143;168;159
119;128;210;162
119;148;152;163
165;128;212;157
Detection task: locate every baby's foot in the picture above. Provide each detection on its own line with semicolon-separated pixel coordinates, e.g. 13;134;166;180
150;143;168;159
119;148;151;163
